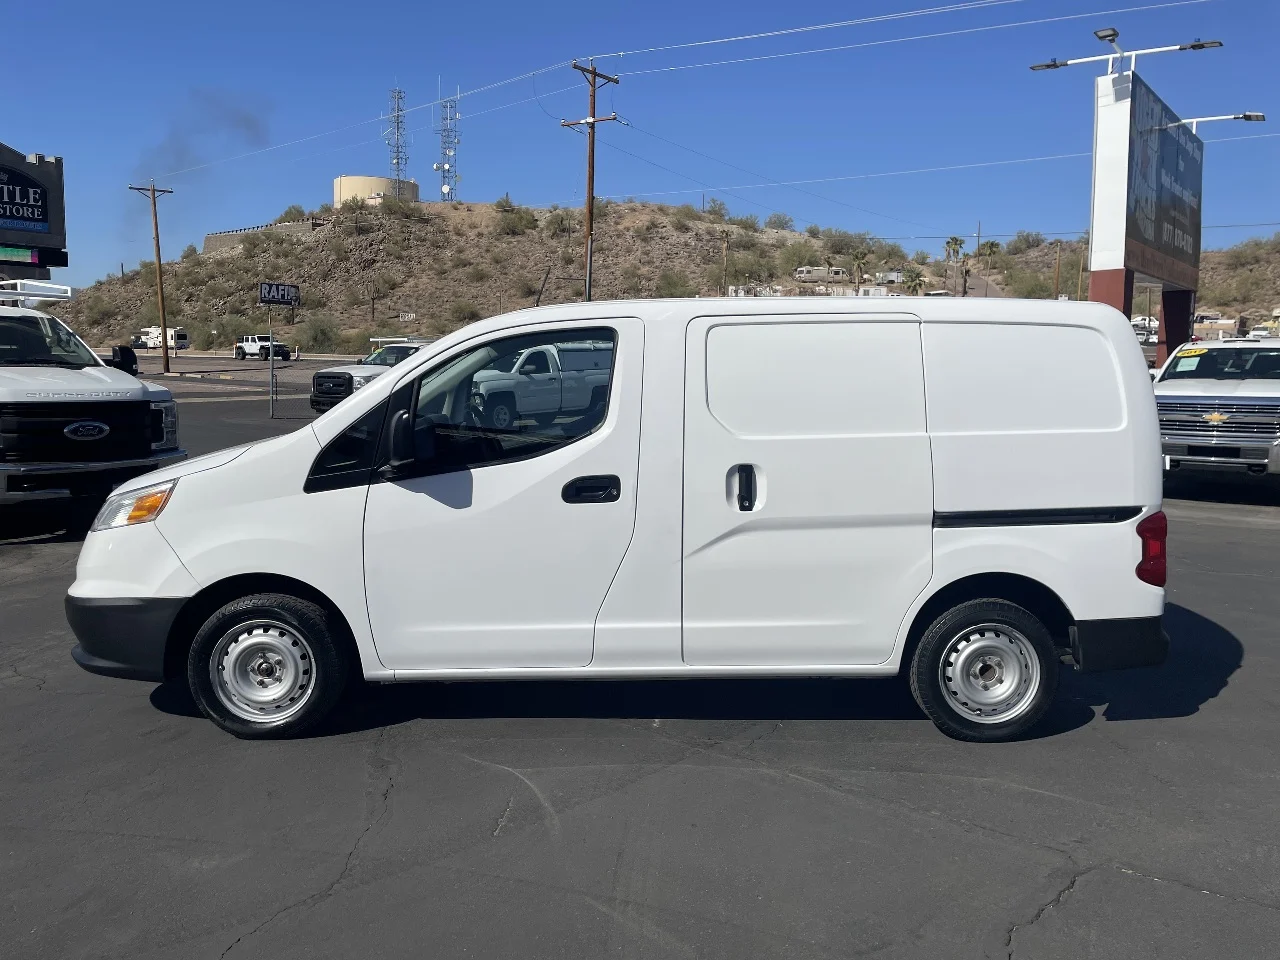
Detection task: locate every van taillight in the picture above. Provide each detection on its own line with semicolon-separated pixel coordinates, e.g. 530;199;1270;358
1135;511;1167;587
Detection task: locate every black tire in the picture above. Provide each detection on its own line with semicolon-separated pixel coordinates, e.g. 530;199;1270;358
234;348;245;360
484;394;517;430
909;598;1059;743
187;592;350;739
259;348;270;361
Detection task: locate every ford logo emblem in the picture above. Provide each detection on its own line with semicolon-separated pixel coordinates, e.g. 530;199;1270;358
64;421;111;440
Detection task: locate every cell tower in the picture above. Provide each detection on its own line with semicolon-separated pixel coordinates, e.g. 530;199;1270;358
383;87;409;197
433;88;459;202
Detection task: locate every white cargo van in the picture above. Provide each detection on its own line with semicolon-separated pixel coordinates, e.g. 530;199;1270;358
66;298;1167;742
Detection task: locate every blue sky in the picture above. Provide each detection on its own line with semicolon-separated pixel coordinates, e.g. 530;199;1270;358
13;0;1279;287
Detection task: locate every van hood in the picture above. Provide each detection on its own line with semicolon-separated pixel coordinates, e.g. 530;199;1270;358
113;443;253;495
0;365;172;403
1155;379;1280;400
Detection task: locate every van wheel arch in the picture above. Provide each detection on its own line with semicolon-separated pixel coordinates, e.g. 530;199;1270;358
165;574;362;683
900;573;1073;672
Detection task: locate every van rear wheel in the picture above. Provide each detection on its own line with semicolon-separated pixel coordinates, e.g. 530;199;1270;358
909;599;1058;743
187;593;349;739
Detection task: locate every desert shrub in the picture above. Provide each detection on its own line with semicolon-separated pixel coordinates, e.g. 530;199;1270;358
378;195;419;219
727;214;759;232
450;300;483;324
240;232;265;257
1005;231;1046;256
300;314;341;353
559;248;576;266
543;208;577;238
777;240;822;274
494;206;538;235
464;265;490;283
180;244;199;261
912;250;931;265
274;204;306;224
670;205;700;232
339;197;366;214
493;193;515;211
620;264;644;296
704;198;728;222
764;212;794;231
822;229;859;255
655;269;696;298
516;277;540;297
805;224;821;239
326;237;349;261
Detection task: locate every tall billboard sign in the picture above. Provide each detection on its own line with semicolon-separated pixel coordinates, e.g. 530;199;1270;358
1089;71;1203;290
0;141;67;271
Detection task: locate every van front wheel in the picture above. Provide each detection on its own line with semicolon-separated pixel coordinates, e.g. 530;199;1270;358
909;599;1058;743
187;593;350;739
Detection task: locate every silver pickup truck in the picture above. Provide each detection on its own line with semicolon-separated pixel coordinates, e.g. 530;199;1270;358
471;340;612;429
1155;338;1280;479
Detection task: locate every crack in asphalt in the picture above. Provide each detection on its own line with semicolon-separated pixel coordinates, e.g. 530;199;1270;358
1115;866;1280;912
743;720;782;750
492;795;514;837
1005;864;1100;959
217;728;399;958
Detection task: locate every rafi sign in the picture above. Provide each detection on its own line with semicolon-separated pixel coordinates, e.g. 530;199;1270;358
258;282;300;306
0;166;48;233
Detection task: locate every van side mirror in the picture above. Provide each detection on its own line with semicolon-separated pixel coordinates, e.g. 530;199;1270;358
386;411;414;468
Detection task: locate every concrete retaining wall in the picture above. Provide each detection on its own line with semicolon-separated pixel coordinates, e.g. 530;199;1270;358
202;219;324;254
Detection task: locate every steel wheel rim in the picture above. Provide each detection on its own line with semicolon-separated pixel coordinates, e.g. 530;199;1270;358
937;622;1041;724
210;620;316;723
492;405;512;429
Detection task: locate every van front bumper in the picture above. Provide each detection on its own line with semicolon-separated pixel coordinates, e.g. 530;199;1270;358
66;595;185;682
0;450;187;504
1070;616;1168;672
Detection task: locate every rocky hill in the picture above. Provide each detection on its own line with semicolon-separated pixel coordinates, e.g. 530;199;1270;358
50;199;1280;351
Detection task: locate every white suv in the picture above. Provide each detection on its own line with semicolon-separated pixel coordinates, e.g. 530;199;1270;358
233;335;290;361
1155;338;1280;479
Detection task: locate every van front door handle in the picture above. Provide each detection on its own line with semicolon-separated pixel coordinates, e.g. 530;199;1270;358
562;475;621;503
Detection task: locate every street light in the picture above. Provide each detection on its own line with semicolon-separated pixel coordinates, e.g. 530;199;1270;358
1031;29;1223;74
1163;112;1266;133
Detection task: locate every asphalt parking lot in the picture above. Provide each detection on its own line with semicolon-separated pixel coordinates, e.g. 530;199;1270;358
3;399;1279;959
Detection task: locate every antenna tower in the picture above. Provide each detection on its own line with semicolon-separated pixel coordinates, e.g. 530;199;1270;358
433;90;459;202
383;87;409;197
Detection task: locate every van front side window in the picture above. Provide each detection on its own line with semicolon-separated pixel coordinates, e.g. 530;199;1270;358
404;328;617;477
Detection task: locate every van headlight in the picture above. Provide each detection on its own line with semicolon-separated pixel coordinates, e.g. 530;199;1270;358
150;400;179;451
92;480;177;532
351;373;377;390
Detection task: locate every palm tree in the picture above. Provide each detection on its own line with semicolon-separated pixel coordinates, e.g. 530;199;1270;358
902;264;927;296
848;251;871;286
944;237;965;294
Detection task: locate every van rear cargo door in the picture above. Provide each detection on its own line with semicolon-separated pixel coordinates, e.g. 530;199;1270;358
681;314;933;666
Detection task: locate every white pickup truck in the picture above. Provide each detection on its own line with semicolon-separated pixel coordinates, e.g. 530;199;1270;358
0;285;183;511
1155;338;1280;479
471;340;612;428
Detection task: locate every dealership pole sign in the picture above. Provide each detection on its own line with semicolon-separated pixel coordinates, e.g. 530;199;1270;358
258;282;300;306
1089;72;1203;290
0;141;68;265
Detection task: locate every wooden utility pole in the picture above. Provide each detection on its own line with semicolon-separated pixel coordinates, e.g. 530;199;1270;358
721;232;730;295
128;183;174;373
561;60;618;302
1052;241;1062;300
1076;244;1086;300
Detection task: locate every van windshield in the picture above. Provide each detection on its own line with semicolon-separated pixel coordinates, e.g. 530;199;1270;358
0;313;101;368
1161;347;1280;380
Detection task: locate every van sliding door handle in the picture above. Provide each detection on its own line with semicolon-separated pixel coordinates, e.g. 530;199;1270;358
737;464;756;511
562;475;621;503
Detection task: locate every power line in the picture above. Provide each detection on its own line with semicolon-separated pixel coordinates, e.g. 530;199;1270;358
590;0;1028;59
619;119;937;229
619;0;1215;77
153;0;1083;180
